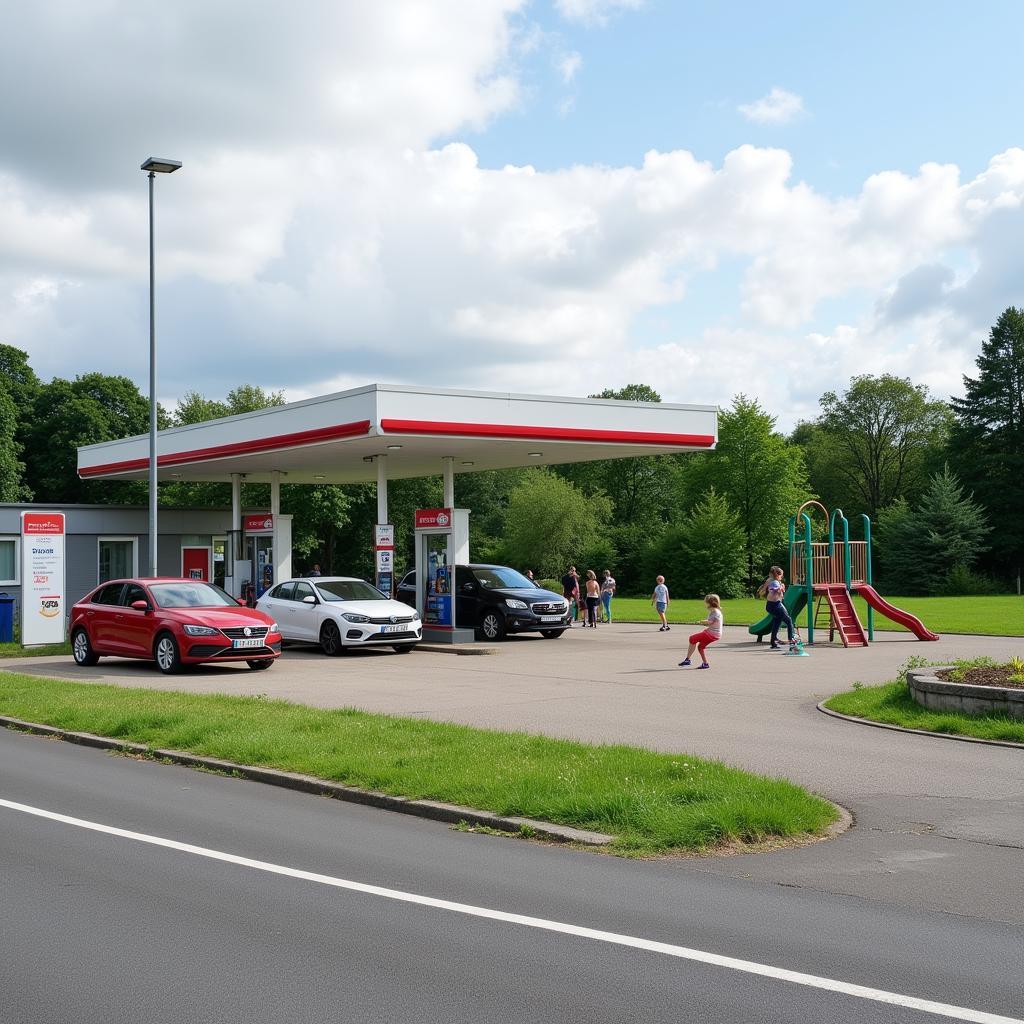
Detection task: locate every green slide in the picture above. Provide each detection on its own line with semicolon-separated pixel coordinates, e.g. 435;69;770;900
748;586;808;638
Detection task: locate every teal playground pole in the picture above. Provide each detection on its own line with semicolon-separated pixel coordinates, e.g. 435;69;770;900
800;511;813;644
860;513;874;641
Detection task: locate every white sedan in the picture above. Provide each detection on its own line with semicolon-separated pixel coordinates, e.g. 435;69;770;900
256;577;421;655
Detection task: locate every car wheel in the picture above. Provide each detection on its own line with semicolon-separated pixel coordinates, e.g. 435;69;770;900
478;610;506;641
391;644;414;654
320;619;345;656
71;628;99;666
539;629;564;639
154;632;182;674
246;659;273;671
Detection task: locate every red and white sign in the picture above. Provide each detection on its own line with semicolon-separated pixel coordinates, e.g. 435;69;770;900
22;514;66;536
244;514;274;534
414;508;452;530
374;524;395;549
20;511;66;646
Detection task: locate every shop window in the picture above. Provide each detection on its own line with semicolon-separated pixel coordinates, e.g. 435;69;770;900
98;538;137;584
0;537;18;585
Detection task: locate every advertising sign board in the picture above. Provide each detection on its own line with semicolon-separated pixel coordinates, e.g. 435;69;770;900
414;508;451;530
20;511;66;647
374;522;395;596
243;514;274;534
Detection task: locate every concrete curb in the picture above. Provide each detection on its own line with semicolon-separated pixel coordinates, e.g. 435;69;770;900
0;714;611;846
415;643;499;656
816;702;1024;750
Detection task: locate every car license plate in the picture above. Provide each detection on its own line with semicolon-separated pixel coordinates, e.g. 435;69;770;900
541;616;563;623
232;638;263;649
380;624;404;634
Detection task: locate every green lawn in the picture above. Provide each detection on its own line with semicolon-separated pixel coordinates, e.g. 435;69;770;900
609;594;1023;637
0;671;837;857
825;660;1024;744
0;640;70;659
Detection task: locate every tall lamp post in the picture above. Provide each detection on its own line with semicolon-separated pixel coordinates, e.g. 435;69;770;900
140;157;181;577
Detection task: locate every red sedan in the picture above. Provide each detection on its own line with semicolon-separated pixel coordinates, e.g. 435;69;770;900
70;578;282;674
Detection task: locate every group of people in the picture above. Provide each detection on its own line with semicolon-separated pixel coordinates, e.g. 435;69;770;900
559;566;617;628
645;564;800;671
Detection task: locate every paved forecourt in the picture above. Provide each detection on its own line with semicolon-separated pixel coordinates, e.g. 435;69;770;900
6;624;1024;923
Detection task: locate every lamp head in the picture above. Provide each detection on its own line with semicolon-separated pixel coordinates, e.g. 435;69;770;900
141;157;182;174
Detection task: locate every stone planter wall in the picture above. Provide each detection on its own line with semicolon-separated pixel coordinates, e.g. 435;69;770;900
907;668;1024;720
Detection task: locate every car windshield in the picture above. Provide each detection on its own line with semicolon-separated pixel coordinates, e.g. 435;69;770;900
315;579;388;602
473;567;535;590
149;582;238;609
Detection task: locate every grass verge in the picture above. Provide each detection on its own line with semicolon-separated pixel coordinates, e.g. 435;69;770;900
610;594;1023;637
1;641;71;659
824;658;1024;744
0;670;837;856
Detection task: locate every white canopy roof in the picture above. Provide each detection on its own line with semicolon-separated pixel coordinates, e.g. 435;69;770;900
78;383;717;484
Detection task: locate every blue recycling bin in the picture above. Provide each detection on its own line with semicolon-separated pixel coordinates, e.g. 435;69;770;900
0;593;14;643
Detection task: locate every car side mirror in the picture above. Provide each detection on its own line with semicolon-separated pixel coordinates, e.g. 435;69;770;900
303;595;317;604
236;597;247;606
130;600;150;612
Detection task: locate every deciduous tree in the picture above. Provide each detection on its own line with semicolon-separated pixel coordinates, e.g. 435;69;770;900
810;375;950;519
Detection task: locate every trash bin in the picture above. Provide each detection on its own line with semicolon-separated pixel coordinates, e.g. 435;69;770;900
0;593;14;643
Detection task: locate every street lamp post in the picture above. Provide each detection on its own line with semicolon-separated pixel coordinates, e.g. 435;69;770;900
140;157;181;578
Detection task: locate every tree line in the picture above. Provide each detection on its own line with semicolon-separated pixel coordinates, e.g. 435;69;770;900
2;307;1021;598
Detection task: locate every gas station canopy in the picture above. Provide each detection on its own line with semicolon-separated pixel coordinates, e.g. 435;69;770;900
78;384;717;483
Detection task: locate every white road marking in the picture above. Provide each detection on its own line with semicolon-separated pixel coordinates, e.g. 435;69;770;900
1;796;1019;1024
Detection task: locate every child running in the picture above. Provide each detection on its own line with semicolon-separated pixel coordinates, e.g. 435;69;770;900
651;575;670;631
679;594;723;669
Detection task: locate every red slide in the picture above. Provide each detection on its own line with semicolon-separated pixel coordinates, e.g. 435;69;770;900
854;584;940;641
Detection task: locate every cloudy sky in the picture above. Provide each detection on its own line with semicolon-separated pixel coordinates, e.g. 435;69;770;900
2;0;1022;428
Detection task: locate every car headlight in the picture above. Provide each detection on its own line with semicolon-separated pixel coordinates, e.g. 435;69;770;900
505;598;528;609
342;612;370;623
269;622;280;633
183;624;219;637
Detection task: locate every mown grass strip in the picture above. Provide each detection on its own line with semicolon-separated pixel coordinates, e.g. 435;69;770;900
0;671;836;856
824;660;1024;744
611;594;1023;637
0;641;71;659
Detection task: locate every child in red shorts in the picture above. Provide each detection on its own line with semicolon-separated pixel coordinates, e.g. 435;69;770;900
679;594;723;669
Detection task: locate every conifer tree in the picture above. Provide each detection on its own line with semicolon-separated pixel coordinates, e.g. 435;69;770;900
949;307;1024;584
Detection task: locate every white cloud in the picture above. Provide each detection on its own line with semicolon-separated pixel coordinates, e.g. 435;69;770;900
558;51;583;84
555;0;645;26
738;87;806;125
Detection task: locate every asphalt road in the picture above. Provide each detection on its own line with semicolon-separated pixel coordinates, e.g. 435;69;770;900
7;623;1024;924
2;728;1022;1024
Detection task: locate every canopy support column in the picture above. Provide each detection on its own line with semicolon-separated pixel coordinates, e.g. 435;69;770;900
442;456;454;508
377;455;388;524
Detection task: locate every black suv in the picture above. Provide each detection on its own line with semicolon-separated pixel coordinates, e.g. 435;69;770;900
396;564;571;641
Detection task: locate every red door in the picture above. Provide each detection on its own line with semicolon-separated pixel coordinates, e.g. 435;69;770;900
181;547;211;582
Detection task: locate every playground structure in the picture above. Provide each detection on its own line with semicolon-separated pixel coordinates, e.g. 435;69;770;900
749;501;939;647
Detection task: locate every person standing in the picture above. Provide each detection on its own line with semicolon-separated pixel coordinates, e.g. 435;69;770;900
561;565;580;627
600;568;616;623
584;570;601;628
651;575;670;631
679;594;723;669
757;565;797;649
308;563;322;577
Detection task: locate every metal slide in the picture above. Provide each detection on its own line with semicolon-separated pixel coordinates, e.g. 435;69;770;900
853;583;940;641
748;586;807;639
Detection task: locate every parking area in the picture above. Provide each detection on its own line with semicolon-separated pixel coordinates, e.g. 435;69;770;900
7;622;1024;922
